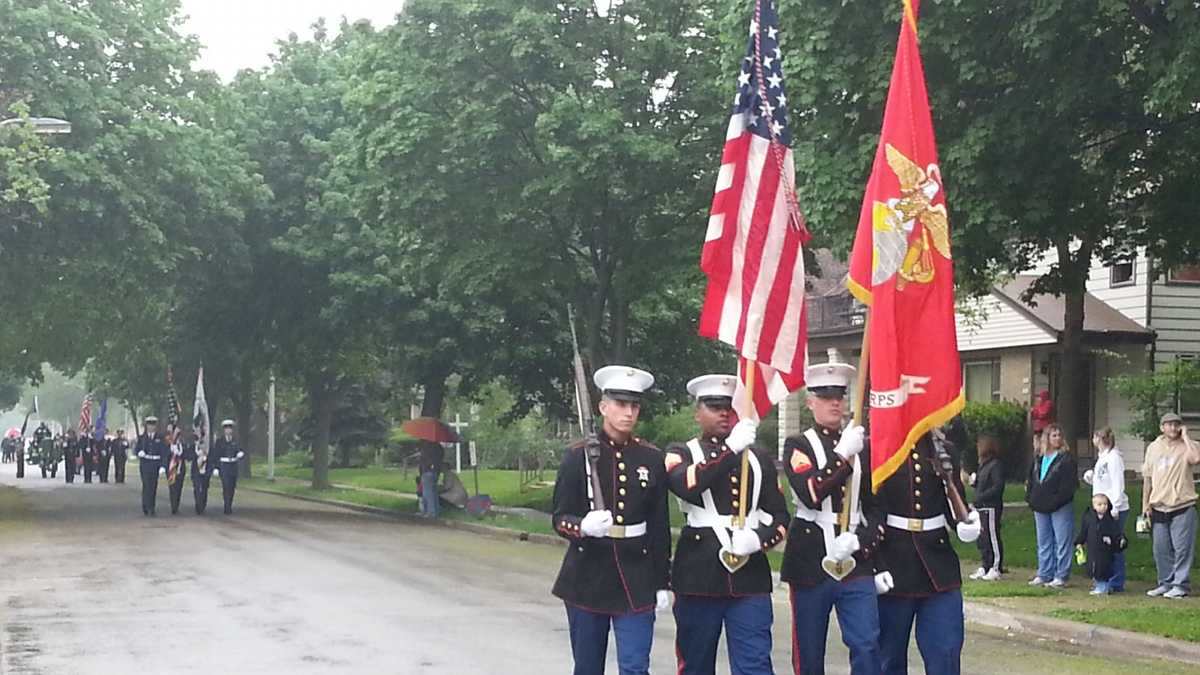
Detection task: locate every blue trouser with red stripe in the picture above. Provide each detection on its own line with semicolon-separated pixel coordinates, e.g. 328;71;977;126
789;577;880;675
565;603;654;675
878;590;963;675
673;594;773;674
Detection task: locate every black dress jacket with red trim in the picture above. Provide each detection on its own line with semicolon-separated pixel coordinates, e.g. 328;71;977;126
874;434;964;596
780;425;885;586
664;437;788;597
551;431;671;615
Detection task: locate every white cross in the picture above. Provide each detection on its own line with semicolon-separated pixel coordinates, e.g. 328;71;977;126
450;413;470;473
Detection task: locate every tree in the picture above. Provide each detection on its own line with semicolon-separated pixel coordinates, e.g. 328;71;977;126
778;1;1200;442
336;0;732;417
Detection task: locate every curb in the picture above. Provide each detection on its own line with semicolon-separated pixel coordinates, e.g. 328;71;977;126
963;601;1200;666
246;485;1198;666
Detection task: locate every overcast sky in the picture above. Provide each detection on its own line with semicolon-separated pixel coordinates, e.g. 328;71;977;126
179;1;405;80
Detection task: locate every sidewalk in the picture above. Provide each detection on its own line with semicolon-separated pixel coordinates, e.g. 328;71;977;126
245;482;1200;667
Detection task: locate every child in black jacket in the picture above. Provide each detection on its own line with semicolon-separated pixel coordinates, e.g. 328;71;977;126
970;442;1006;580
1075;493;1128;595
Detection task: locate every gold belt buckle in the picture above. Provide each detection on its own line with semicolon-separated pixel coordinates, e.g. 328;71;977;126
609;525;627;538
907;518;924;532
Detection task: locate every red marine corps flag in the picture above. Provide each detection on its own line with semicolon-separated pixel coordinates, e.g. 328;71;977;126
699;0;809;419
848;0;964;490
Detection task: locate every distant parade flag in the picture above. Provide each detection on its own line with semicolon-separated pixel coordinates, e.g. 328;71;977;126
698;0;809;419
77;393;92;434
193;367;210;473
165;368;184;484
847;0;964;490
94;398;108;440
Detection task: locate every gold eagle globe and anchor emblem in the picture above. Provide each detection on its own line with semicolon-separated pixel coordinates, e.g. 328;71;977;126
870;143;951;290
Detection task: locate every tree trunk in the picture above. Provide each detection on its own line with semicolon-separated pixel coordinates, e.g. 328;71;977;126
311;376;335;490
420;373;447;418
1056;241;1091;450
611;277;628;364
235;374;254;478
586;263;613;367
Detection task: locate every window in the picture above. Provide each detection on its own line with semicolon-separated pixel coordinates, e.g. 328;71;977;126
1110;259;1135;287
1167;264;1200;285
963;360;1001;403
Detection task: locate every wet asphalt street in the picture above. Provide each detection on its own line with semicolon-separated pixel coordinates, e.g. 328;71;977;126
0;461;1188;674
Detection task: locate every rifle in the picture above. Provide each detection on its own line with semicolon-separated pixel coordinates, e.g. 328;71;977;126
567;304;605;511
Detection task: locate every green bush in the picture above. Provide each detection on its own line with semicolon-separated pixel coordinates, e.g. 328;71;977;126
961;400;1027;474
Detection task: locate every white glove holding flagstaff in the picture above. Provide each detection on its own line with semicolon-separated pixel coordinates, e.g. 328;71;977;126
729;528;762;556
956;510;982;543
580;510;613;538
834;425;865;460
726;420;757;454
874;571;895;595
137;451;146;459
172;447;183;456
159;467;166;475
213;468;220;476
830;532;861;562
655;590;671;611
236;451;245;459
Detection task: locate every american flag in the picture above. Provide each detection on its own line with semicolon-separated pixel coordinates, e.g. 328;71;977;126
77;394;92;434
165;368;182;429
698;0;808;419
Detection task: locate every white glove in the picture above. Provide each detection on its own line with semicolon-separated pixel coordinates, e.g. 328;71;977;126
173;447;183;456
956;510;982;543
1083;469;1094;485
874;571;895;595
834;425;865;460
729;528;762;556
236;451;245;459
213;468;220;476
137;451;146;459
725;419;757;453
830;532;861;562
969;472;977;487
159;467;166;475
580;510;613;538
655;590;671;611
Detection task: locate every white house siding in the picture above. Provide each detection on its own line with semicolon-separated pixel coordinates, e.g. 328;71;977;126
956;295;1057;353
1149;281;1200;366
1029;247;1151;326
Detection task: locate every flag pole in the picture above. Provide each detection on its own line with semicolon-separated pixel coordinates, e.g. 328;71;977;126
839;320;870;532
732;359;756;529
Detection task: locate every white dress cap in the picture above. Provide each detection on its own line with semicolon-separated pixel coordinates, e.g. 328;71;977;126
686;374;738;401
594;365;655;401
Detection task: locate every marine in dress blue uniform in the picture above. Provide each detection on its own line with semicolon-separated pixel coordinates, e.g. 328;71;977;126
552;366;671;675
665;374;788;675
875;421;980;675
136;417;167;516
780;352;885;675
211;420;245;515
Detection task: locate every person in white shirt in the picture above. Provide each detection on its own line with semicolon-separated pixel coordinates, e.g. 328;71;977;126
1084;427;1129;592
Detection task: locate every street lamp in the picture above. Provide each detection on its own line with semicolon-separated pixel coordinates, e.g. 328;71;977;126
0;116;72;135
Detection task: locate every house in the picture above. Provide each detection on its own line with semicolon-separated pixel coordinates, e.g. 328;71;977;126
778;248;1200;471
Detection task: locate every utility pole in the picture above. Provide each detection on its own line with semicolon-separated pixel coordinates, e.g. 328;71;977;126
267;373;276;481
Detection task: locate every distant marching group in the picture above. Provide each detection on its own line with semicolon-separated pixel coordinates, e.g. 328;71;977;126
1;417;247;516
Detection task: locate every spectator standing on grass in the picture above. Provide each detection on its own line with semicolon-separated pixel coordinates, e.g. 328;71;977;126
1083;427;1129;592
970;442;1005;581
418;440;444;518
1142;412;1200;599
1026;423;1078;588
1074;493;1127;595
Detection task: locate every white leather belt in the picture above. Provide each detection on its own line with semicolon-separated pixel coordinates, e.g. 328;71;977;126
686;510;772;530
607;522;647;539
795;504;861;528
142;454;161;460
219;457;239;463
886;514;947;532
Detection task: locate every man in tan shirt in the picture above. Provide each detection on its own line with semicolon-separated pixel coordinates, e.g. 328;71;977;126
1141;412;1200;599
